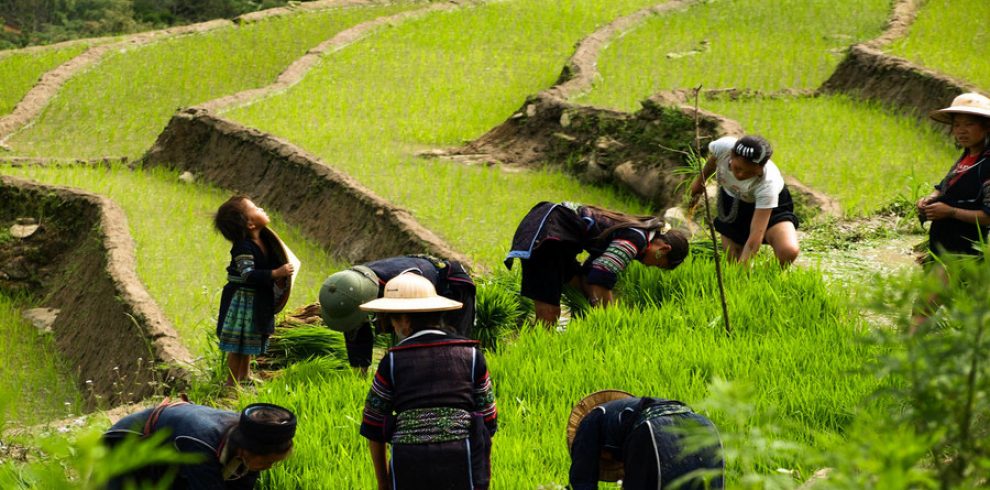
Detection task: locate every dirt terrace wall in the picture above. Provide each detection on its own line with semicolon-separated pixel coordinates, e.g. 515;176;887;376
141;108;473;268
819;0;984;121
453;93;740;212
820;44;982;121
0;176;192;408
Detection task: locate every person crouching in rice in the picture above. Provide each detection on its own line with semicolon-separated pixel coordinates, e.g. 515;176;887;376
689;135;800;266
359;273;497;490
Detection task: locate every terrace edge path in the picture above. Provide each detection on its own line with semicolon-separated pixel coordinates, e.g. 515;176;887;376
0;0;380;145
142;108;476;270
545;0;701;101
199;0;480;113
0;174;193;407
820;0;985;121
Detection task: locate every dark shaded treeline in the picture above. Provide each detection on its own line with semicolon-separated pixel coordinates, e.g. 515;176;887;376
0;0;310;48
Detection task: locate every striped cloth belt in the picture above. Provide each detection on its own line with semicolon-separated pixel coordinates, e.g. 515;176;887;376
635;402;693;428
392;407;472;444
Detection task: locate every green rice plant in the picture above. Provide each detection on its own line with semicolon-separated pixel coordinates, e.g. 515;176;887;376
702;94;958;216
258;323;348;371
222;253;888;487
224;0;684;268
473;272;525;351
5;4;417;158
577;0;891;110
0;163;347;357
886;0;990;90
0;292;82;426
0;45;87;116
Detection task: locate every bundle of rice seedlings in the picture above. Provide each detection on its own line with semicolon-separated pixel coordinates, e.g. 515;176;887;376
474;275;527;351
258;322;348;371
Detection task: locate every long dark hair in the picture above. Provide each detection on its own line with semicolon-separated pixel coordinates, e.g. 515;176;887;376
582;205;664;241
214;195;251;243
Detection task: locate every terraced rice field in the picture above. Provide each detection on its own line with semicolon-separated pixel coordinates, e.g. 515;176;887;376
0;0;986;487
223;0;676;267
4;3;416;158
0;44;88;116
2;164;346;357
886;0;990;90
576;0;892;106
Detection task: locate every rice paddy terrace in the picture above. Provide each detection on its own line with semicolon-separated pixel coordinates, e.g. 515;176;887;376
0;0;988;487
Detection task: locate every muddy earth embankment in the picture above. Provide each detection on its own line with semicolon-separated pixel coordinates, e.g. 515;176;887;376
0;176;192;408
142;108;472;268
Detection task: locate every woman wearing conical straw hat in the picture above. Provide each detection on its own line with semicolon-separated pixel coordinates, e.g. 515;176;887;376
567;391;723;490
358;273;497;490
912;92;990;327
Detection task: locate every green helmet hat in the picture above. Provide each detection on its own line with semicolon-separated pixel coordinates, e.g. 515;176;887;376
319;267;380;333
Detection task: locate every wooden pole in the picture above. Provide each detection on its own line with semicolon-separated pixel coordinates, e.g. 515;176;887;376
693;86;731;335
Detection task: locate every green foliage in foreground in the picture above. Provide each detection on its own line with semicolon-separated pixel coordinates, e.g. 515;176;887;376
236;256;887;487
224;0;671;268
703;95;958;215
576;0;890;109
6;3;415;158
0;292;81;426
0;164;347;357
0;45;87;116
887;0;990;91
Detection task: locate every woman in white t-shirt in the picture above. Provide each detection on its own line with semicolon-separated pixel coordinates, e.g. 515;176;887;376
689;135;800;265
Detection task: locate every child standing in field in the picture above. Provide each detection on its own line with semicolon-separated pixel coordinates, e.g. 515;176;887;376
214;195;293;387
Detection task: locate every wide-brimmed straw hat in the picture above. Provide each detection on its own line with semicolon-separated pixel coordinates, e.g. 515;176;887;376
930;92;990;124
360;272;462;313
566;390;634;482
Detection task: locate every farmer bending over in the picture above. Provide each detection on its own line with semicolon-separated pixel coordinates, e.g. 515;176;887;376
689;135;800;266
103;399;296;489
319;254;475;373
505;201;688;327
568;391;723;490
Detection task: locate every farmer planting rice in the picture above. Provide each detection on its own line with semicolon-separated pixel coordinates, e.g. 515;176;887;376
567;390;723;490
689;135;800;266
319;255;475;373
359;273;497;490
104;399;296;489
505;201;689;327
